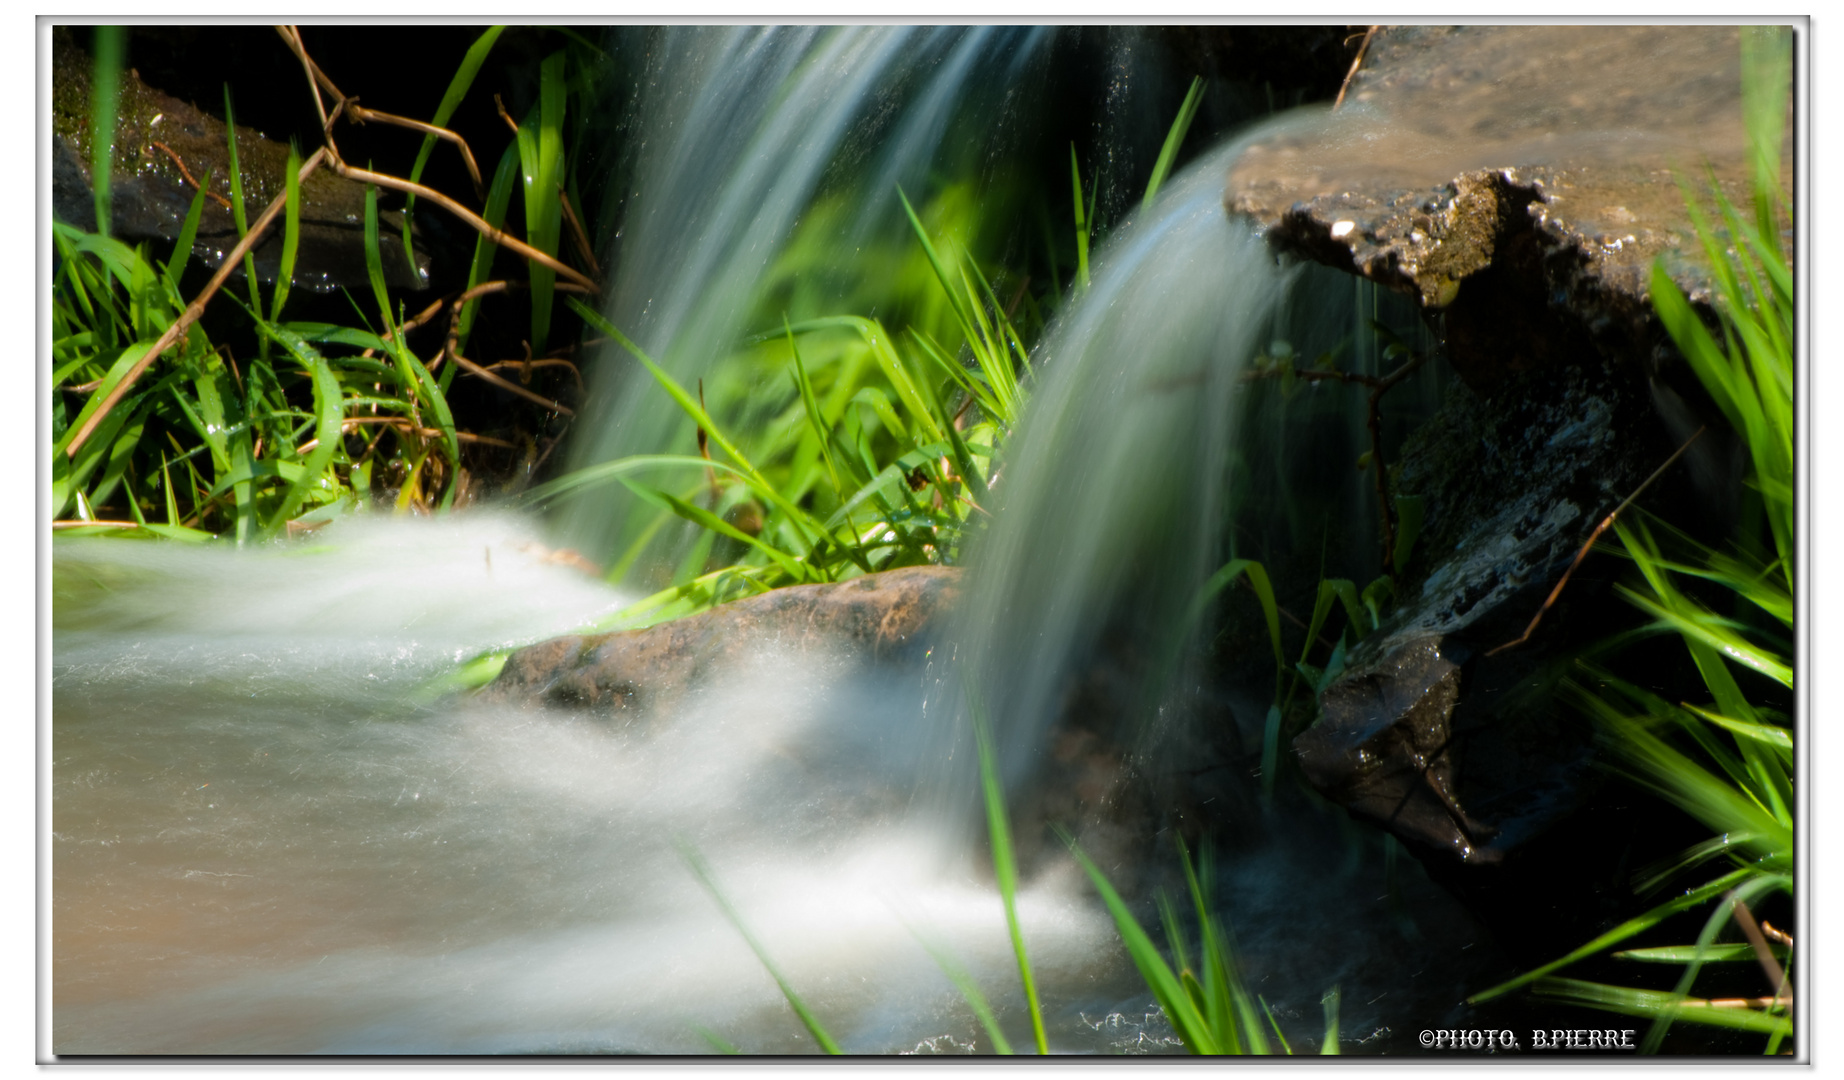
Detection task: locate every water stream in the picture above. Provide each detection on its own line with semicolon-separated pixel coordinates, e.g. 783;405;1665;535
54;27;1501;1055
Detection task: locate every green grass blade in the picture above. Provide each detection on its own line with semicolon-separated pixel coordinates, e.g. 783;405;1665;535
1534;978;1790;1036
1614;943;1778;964
269;144;303;323
642;484;811;583
1680;702;1792;755
693;1026;742;1055
897;187;977;342
403;26;504;223
678;844;843;1055
971;693;1048;1054
163;174;211;296
456;141;522;356
364;188;459;504
905;341;988;505
256;321;343;531
1467;865;1756;1004
518;50;568;352
1143;76;1204;210
567;297;830;550
1615;584;1792;688
1320;986;1341;1054
88;26;124;237
786;319;843;499
1257;995;1293;1055
221;85;263;316
1059;830;1215;1054
906;927;1014;1055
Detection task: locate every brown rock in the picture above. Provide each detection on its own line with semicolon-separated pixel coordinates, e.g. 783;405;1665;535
1226;25;1787;395
479;566;962;720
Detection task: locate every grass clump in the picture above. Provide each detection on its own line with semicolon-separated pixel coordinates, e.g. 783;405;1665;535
53;26;602;541
1469;26;1794;1053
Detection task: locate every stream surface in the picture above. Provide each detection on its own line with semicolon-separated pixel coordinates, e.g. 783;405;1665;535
52;515;1507;1055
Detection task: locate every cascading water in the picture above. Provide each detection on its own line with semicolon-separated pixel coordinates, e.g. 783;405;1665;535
52;29;1497;1056
942;139;1297;788
558;25;1058;573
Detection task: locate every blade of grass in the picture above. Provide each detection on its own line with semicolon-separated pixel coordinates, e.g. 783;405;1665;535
1058;828;1216;1054
88;26;124;237
678;843;843;1055
566;296;829;550
518;51;568;352
402;26;504;242
269;144;303;323
1143;76;1204;209
971;691;1049;1054
254;320;344;531
222;85;264;317
1533;978;1790;1036
1069;144;1090;290
1320;986;1341;1054
163;174;211;297
639;484;812;583
1467;865;1756;1003
904;926;1015;1055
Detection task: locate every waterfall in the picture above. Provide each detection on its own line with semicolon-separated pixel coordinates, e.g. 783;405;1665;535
943;138;1297;782
558;25;1058;574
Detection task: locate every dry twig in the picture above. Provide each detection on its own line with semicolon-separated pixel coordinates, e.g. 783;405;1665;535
1487;426;1705;657
1334;26;1379;111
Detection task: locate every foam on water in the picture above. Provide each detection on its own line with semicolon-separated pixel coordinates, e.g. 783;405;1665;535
52;516;1138;1054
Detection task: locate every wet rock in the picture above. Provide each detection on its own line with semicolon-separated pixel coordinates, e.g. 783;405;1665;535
1227;25;1784;396
1293;636;1493;863
478;566;961;721
52;28;428;291
1291;358;1670;859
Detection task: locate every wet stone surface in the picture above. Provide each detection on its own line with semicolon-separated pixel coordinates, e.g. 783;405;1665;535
1227;24;1784;395
52;29;428;292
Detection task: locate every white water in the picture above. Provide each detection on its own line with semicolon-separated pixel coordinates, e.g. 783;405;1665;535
52;515;1145;1054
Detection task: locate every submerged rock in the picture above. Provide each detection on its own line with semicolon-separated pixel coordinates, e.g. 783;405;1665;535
52;29;428;292
479;566;961;720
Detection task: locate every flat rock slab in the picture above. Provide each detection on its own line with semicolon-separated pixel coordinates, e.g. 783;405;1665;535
1227;25;1786;393
479;565;961;719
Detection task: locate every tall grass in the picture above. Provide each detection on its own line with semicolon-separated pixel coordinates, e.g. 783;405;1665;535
53;27;598;540
1469;26;1794;1053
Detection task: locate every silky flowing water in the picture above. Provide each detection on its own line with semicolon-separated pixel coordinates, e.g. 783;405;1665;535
54;26;1515;1055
